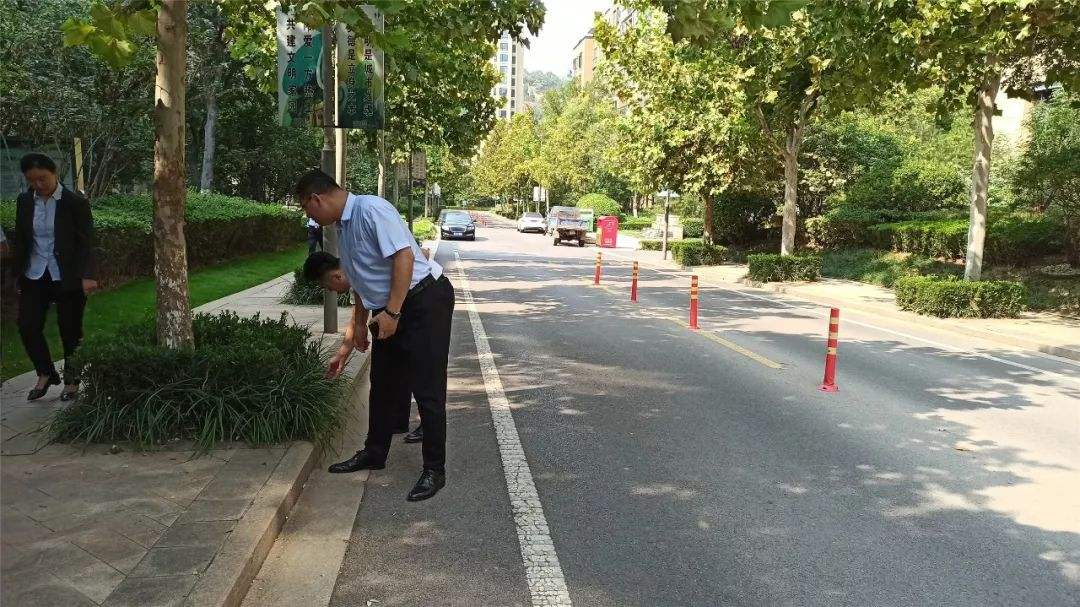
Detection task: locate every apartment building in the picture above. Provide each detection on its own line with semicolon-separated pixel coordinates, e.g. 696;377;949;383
492;32;526;119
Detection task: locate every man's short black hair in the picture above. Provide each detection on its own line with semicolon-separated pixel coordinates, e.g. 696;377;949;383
20;153;57;174
294;169;340;203
303;251;340;283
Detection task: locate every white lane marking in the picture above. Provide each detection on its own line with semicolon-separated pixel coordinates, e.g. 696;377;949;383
605;250;1080;383
454;252;573;607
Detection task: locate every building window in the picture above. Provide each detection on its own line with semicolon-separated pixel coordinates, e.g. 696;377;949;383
500;42;509;51
499;110;507;118
499;87;508;97
511;68;516;76
500;53;508;62
510;101;515;109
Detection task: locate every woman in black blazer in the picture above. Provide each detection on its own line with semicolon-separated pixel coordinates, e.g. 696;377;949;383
13;153;97;401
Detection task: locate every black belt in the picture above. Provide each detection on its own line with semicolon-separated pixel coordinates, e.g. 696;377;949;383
372;274;440;316
407;273;437;301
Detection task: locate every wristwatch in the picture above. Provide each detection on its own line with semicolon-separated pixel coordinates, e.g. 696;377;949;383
384;309;401;320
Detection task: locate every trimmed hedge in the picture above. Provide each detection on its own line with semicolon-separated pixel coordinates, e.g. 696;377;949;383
620;216;653;231
894;276;1027;318
0;192;305;288
869;214;1064;263
747;253;822;282
49;311;346;452
806;207;966;250
671;239;726;266
640;239;662;251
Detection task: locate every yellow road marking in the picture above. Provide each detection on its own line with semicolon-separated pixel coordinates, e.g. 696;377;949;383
593;283;782;369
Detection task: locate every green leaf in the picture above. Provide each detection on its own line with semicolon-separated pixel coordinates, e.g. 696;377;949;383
61;19;97;46
128;9;158;37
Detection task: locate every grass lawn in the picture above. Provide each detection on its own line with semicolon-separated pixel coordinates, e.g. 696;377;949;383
820;248;1080;316
1;246;307;381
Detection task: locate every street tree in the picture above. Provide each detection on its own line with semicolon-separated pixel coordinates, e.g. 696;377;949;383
893;0;1080;279
642;1;910;254
61;0;543;348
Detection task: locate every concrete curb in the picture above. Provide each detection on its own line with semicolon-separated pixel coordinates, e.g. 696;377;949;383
186;355;372;607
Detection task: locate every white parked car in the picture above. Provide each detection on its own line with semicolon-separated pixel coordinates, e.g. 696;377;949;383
517;212;545;234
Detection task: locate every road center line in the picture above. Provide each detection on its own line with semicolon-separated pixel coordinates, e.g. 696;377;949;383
605;250;1080;383
454;252;573;607
594;284;782;369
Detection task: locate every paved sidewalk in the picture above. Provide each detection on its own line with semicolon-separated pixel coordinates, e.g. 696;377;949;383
612;246;1080;362
1;275;365;607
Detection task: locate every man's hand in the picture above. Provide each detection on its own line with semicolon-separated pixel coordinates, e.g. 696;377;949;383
326;338;354;379
373;311;399;340
82;279;98;296
353;320;370;353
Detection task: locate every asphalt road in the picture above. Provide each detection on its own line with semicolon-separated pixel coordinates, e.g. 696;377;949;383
330;216;1080;607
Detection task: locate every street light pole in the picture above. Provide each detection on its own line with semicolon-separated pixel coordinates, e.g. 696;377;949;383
407;147;414;231
321;24;338;334
662;189;671;261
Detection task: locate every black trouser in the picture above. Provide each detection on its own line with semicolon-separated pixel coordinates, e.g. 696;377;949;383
17;270;87;383
307;226;323;254
365;275;455;472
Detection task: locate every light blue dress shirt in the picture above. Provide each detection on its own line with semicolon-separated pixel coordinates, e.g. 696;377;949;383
26;184;63;281
338;193;442;311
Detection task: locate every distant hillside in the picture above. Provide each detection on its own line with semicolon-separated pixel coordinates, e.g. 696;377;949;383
524;70;567;107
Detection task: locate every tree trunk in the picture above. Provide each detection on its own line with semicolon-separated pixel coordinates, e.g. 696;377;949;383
153;0;193;348
631;192;638;218
702;193;715;245
199;79;218;192
781;141;798;256
965;61;1001;281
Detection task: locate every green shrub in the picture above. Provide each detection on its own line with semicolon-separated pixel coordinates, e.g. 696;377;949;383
846;150;968;213
747;253;822;282
871;214;1065;263
709;192;775;245
620;217;654;231
681;218;704;239
639;239;662;251
0;193;304;289
49;311;346;452
411;217;437;241
281;267;352;306
576;193;621;218
671;239;726;266
870;219;970;258
806;207;890;249
894;276;1027;318
492;203;517;219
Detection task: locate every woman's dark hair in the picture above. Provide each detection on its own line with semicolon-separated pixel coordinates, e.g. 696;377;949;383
20;153;57;174
303;251;341;282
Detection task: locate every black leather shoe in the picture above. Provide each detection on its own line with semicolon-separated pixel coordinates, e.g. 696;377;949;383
27;373;61;402
328;450;385;473
403;425;424;444
406;469;445;502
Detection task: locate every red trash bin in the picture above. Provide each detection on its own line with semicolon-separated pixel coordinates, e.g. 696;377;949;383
598;215;619;248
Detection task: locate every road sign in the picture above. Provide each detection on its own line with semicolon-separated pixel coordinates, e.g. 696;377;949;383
410;150;427;181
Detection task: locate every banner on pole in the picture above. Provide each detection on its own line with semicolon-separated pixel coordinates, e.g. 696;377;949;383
276;9;324;127
278;7;383;130
336;7;384;130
